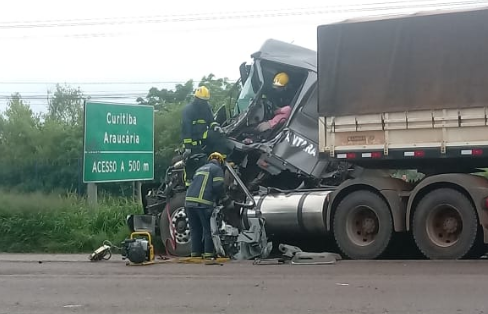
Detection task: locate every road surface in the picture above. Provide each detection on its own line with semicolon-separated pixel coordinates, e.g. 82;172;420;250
1;254;488;314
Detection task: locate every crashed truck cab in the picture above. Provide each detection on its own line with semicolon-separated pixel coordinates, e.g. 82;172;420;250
215;39;335;186
128;39;349;260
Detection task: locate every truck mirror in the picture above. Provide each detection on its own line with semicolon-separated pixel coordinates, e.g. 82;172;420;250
239;62;250;84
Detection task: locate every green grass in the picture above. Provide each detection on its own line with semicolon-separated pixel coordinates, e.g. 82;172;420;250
0;191;142;253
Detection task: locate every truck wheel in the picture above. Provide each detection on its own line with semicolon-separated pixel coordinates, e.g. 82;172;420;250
412;189;479;260
333;190;393;259
160;193;191;257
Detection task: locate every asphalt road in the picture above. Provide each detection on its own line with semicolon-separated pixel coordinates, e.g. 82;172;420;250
1;254;488;314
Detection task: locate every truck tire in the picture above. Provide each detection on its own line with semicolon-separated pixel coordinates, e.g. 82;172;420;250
333;190;393;259
160;193;191;257
412;188;479;260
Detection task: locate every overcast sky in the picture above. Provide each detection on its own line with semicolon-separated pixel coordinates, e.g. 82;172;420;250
1;0;487;113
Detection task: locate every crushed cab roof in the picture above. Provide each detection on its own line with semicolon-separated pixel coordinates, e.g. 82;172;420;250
251;39;317;72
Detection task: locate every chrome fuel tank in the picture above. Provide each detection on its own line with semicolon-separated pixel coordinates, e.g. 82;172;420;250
252;191;332;236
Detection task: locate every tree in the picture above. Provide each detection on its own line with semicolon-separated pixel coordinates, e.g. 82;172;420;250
137;80;194;111
46;84;85;126
0;94;41;190
198;74;237;111
1;94;40;162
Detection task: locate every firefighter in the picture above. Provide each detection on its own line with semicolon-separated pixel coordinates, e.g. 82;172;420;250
181;86;222;186
185;152;226;259
256;72;293;132
269;72;294;109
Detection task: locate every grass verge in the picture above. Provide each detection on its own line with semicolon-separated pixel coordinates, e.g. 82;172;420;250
0;190;142;253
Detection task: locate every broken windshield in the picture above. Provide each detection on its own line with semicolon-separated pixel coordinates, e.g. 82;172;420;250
234;63;262;116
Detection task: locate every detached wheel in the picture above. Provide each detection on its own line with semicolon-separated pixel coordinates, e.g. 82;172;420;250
160;193;191;257
333;190;393;259
412;189;479;260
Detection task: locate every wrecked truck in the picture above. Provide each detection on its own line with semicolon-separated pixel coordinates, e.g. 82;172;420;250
129;38;355;259
132;6;488;260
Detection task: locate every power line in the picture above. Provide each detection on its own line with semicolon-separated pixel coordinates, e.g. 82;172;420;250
7;90;152;94
1;0;485;30
0;94;148;98
1;1;485;40
0;1;443;28
0;95;150;105
0;80;237;85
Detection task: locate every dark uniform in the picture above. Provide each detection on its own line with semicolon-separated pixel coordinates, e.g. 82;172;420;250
181;98;219;186
181;98;218;154
185;159;225;258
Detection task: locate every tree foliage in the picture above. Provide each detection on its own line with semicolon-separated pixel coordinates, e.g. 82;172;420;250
47;83;84;125
0;74;238;194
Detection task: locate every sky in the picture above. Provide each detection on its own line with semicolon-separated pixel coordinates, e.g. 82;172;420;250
1;0;487;113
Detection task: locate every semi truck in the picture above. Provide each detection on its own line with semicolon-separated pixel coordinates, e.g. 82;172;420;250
132;5;488;260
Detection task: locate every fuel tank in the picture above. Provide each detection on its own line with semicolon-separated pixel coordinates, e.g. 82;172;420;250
250;191;332;237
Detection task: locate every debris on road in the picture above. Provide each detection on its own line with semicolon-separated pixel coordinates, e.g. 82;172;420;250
291;252;342;265
253;258;286;265
252;243;342;266
177;257;230;265
278;244;303;258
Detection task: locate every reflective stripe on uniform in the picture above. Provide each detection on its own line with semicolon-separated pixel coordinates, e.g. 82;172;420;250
213;177;224;182
183;138;192;144
185;196;213;206
186;170;214;206
210;122;218;127
202;130;208;139
192;119;207;124
183;168;191;186
198;172;209;200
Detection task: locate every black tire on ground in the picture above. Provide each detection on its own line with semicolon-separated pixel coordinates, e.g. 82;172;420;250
333;190;393;260
412;188;480;260
160;193;191;257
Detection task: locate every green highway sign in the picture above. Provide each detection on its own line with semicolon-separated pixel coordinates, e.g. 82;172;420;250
83;101;154;183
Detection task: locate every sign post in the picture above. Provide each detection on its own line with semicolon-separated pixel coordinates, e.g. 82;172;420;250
83;101;154;205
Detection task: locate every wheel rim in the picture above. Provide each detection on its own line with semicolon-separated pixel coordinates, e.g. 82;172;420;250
170;207;190;245
426;204;463;248
345;205;380;246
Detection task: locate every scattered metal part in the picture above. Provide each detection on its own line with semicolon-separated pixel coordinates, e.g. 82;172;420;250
253;258;286;265
89;243;113;261
210;205;272;261
291;252;341;265
278;244;303;258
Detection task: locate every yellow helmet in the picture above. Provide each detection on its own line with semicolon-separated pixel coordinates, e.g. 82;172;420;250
272;72;289;88
194;86;210;100
208;152;225;165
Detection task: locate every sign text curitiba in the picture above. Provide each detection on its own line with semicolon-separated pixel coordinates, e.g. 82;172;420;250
83;101;154;183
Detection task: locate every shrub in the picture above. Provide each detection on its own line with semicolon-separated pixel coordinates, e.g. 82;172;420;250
0;191;142;253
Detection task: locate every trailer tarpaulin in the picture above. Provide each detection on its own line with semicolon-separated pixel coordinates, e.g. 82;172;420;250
317;7;488;116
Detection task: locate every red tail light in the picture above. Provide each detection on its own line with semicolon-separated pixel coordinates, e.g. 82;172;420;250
473;149;483;156
371;152;382;158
